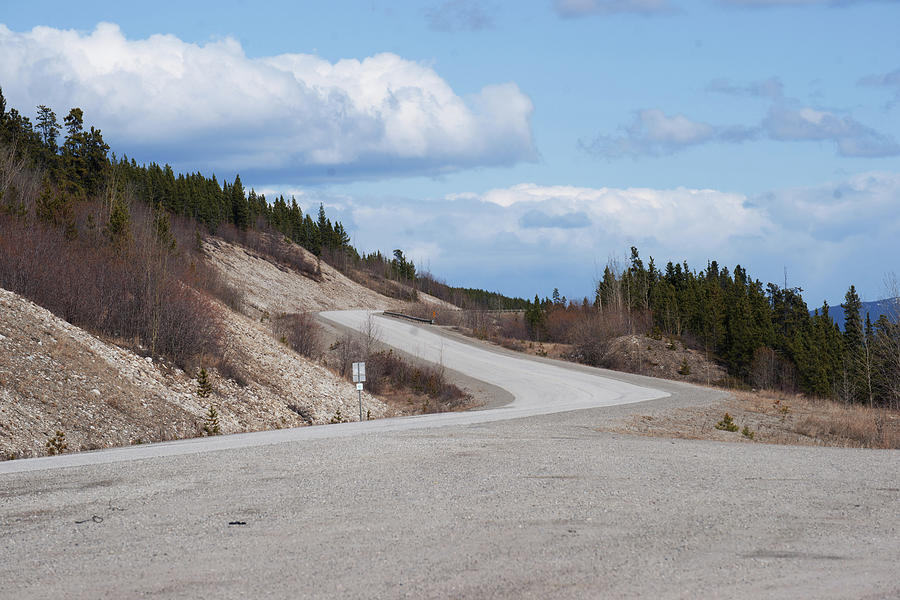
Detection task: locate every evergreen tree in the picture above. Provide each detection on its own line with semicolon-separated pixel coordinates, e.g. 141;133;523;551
842;285;865;402
35;105;60;153
153;202;176;251
230;174;248;229
525;294;546;341
202;404;221;436
197;367;213;398
105;194;132;252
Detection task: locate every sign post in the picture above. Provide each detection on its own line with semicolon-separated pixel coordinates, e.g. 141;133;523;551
352;362;366;422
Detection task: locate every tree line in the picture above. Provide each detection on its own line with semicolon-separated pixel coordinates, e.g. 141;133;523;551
519;247;898;409
0;89;526;365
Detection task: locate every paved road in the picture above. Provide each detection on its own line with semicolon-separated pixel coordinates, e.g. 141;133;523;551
0;311;668;475
1;313;898;598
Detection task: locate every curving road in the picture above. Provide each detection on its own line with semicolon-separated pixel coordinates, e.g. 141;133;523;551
1;311;669;475
320;310;670;416
2;312;898;599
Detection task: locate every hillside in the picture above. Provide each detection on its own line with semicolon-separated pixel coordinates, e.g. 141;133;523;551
0;231;453;460
205;236;413;315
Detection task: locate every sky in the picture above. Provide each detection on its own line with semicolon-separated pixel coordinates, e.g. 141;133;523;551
2;0;899;305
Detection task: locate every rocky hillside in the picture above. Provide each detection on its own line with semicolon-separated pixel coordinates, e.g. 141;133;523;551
0;233;441;460
204;237;398;315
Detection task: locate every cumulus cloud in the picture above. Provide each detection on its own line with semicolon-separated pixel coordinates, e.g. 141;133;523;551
303;172;899;304
308;182;769;299
520;209;591;229
762;105;900;157
0;23;535;180
425;0;494;31
553;0;675;17
586;99;898;159
581;109;756;157
860;67;900;106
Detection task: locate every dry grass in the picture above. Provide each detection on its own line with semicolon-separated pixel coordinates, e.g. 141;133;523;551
613;388;900;449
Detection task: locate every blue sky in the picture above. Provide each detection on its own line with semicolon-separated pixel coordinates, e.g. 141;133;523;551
2;0;899;305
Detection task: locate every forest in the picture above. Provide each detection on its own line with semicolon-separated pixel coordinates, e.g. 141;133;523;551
515;247;899;409
1;88;897;410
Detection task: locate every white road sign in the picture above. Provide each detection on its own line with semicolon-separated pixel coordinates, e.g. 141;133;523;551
352;362;366;383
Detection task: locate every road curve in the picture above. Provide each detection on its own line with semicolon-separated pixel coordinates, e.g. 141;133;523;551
0;311;667;474
4;314;898;599
320;310;669;416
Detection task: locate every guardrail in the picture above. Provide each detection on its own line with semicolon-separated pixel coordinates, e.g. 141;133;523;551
383;311;435;324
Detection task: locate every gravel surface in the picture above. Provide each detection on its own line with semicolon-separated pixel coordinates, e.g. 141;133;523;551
1;404;897;599
2;313;897;598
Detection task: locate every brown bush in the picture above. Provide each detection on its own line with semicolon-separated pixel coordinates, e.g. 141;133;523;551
365;349;469;411
749;347;797;393
272;312;323;359
499;313;529;341
0;186;224;372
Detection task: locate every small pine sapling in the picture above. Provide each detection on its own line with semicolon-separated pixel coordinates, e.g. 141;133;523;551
45;430;68;455
197;367;213;399
715;413;739;432
202;404;221;436
741;425;755;440
678;358;691;376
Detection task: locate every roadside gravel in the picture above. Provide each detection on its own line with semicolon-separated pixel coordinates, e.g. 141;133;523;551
2;312;896;598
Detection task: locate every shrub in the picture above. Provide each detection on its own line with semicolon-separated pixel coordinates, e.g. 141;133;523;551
202;405;221;435
715;413;739;432
272;312;322;359
197;367;212;398
329;408;349;424
45;430;68;455
741;425;755;440
363;349;470;411
678;358;691;376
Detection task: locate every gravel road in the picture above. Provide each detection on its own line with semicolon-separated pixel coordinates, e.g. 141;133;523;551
1;313;898;598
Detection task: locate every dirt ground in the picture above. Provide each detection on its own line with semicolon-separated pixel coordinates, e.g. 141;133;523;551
605;387;900;449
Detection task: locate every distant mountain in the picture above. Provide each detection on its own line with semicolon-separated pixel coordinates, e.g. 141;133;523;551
813;297;899;331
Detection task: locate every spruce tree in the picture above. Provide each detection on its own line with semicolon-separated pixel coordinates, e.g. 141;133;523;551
231;174;248;229
842;285;865;402
197;367;213;398
35;105;60;153
105;194;132;251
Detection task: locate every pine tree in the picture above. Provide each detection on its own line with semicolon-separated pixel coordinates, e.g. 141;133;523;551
525;294;546;341
202;404;221;435
842;285;865;402
153;202;176;251
231;174;248;229
197;367;213;398
35;105;60;153
105;194;132;252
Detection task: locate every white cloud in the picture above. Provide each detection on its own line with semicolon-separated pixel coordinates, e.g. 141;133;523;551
582;109;755;157
301;173;899;303
0;23;535;180
480;182;767;248
762;105;900;157
586;101;898;159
